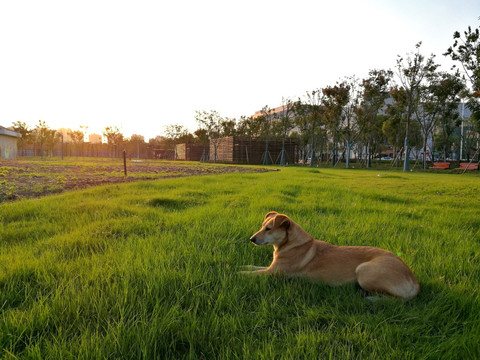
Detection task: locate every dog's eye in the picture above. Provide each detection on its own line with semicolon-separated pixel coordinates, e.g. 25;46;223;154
265;227;271;231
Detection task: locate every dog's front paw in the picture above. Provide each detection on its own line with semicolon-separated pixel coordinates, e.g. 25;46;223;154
239;265;255;271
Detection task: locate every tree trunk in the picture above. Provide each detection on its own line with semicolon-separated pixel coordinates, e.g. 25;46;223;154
367;142;372;168
422;134;428;170
331;135;336;166
346;140;351;168
280;134;286;166
403;103;412;171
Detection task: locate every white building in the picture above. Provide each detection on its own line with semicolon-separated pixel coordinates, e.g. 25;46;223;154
0;126;22;160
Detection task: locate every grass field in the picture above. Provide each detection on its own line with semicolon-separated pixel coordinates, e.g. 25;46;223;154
1;164;479;359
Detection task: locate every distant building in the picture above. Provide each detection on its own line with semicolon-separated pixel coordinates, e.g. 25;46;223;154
0;126;22;159
57;128;73;143
89;134;102;144
252;102;300;135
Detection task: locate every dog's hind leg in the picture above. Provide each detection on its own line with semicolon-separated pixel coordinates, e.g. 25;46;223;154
355;256;420;300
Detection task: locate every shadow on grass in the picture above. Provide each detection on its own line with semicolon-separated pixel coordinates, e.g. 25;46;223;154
147;197;202;210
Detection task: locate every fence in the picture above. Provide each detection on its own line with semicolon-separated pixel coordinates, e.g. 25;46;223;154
176;143;208;161
210;137;299;164
18;142;153;159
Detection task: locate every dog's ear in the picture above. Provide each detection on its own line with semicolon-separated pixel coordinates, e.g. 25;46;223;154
264;211;278;220
274;214;290;230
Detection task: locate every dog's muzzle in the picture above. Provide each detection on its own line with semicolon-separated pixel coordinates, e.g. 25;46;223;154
250;236;257;244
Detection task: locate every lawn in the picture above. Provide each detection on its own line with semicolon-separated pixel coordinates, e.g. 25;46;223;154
0;165;479;359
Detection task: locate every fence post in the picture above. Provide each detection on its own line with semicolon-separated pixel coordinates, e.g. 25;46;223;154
123;150;127;176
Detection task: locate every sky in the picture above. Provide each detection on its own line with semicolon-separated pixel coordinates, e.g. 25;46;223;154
1;0;479;141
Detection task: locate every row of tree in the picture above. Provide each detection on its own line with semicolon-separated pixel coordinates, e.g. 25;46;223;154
11;121;151;158
164;21;480;169
10;21;479;168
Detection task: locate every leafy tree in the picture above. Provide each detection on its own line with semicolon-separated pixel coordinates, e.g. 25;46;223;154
298;90;325;166
324;77;362;168
129;134;146;159
416;71;464;166
68;129;85;156
256;106;275;164
434;115;461;161
11;121;32;155
102;126;124;157
276;97;296;165
220;117;237;137
292;102;313;164
148;136;166;150
445;20;480;129
396;42;439;171
193;128;209;161
195;110;223;163
102;126;124;145
236;115;262;138
462;117;479;160
364;114;389;160
357;69;393;167
385;85;423;164
34;120;57;158
68;130;85;144
130;134;145;142
323;84;348;166
164;124;188;160
384;87;409;163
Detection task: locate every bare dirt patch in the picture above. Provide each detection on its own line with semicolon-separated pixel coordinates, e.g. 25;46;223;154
0;158;271;202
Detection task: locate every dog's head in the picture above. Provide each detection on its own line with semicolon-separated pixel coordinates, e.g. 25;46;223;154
250;211;290;246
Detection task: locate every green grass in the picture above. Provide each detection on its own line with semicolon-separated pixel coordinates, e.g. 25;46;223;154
1;167;479;359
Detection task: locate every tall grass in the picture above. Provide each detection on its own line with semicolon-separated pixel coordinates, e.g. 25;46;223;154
1;167;479;359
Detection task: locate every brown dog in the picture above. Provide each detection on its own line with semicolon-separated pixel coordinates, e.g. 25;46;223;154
241;211;420;300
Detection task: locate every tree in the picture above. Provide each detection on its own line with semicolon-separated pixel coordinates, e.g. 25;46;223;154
193;128;209;162
236;115;262;138
461;117;479;160
416;71;464;167
69;130;85;143
384;86;422;165
11;121;32;156
357;69;393;167
68;129;85;156
257;106;275;165
445;20;480;129
396;42;439;171
434;108;461;161
296;90;325;166
276;97;296;165
195;110;223;163
34;120;58;158
325;77;362;168
220;117;237;137
292;102;313;164
323;84;348;166
103;126;123;145
164;124;188;160
129;134;145;159
102;126;124;157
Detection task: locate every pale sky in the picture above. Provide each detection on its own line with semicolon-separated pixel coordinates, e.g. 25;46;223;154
1;0;479;141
